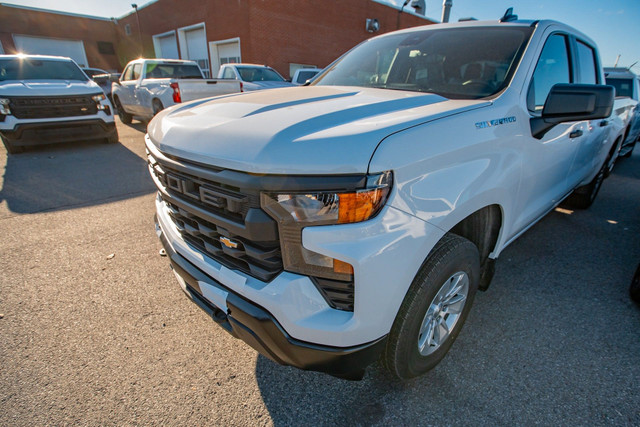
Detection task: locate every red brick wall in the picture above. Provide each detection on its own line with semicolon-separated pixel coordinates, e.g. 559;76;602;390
117;0;433;77
0;4;120;71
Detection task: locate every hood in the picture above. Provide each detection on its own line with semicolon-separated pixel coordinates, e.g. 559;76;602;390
0;80;102;97
148;86;490;174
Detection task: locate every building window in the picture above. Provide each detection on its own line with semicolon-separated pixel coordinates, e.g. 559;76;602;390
97;41;115;55
125;24;132;36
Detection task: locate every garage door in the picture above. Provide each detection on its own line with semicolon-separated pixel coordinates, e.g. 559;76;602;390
209;38;241;77
182;27;209;77
13;35;88;67
154;33;179;59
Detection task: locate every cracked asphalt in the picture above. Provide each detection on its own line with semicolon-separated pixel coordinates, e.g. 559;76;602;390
1;117;639;426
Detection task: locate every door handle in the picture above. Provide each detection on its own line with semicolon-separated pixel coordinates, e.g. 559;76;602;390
569;129;583;138
600;120;609;127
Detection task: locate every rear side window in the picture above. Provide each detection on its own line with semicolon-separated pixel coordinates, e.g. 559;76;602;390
576;41;598;84
606;78;633;98
527;34;571;112
221;67;236;79
122;65;133;81
132;63;142;80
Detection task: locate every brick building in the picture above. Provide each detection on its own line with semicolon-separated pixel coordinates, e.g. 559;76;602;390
0;0;434;78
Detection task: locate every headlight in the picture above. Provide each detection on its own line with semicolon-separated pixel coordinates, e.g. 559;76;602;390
261;171;392;281
0;98;11;115
91;93;106;103
91;93;110;114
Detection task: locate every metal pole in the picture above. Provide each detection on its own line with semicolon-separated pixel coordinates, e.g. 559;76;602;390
441;0;453;23
132;4;143;57
613;54;621;68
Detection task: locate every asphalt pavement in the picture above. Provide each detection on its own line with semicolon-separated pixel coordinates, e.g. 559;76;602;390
1;117;639;426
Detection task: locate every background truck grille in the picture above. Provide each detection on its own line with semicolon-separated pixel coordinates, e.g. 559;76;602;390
149;154;283;282
9;96;98;119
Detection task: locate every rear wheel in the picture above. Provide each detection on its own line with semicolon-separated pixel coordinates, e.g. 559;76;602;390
152;99;164;116
382;233;480;379
563;160;607;209
621;140;636;158
114;97;132;124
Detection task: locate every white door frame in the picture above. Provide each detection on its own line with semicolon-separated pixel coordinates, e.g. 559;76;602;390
176;22;210;77
209;37;241;78
12;34;88;67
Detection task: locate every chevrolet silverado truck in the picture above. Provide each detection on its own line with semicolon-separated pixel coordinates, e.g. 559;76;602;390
605;67;640;158
218;63;294;91
0;54;117;154
147;17;615;380
111;59;242;123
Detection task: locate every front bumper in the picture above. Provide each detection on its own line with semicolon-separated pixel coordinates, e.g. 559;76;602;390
0;119;116;146
156;216;386;379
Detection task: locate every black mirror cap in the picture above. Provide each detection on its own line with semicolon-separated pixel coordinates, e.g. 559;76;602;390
531;83;615;139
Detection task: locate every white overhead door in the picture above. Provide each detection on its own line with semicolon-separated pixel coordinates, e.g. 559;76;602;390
154;33;179;59
209;38;241;77
182;26;209;77
13;35;88;67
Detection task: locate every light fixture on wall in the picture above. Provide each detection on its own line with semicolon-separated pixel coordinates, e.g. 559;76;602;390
366;18;380;33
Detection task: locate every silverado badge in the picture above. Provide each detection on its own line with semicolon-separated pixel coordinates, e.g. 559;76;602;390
220;237;239;249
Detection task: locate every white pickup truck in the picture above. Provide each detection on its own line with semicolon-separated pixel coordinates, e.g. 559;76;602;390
1;54;117;154
147;17;615;380
217;63;294;91
111;59;242;123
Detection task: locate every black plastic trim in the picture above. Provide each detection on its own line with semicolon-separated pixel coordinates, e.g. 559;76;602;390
157;217;386;380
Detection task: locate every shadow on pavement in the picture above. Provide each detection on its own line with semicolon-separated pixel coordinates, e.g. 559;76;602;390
0;139;155;215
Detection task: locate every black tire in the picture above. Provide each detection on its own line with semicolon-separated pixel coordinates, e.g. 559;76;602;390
114;96;132;124
152;99;164;116
621;140;636;158
563;159;607;209
1;136;23;154
630;263;640;304
382;233;480;379
104;132;119;144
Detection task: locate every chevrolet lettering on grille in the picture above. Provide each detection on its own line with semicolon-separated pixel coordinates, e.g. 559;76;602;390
164;172;247;214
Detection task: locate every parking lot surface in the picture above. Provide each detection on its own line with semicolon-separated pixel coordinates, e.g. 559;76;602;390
1;118;639;426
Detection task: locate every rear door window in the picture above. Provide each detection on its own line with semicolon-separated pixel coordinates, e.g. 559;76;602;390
576;41;598;84
132;63;142;80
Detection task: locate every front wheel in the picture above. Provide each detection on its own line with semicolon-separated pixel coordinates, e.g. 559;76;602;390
114;97;132;124
382;233;480;379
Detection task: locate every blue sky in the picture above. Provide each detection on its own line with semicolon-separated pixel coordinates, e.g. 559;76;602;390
4;0;640;70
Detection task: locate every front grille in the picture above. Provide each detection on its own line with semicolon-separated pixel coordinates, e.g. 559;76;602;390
10;96;98;119
149;153;283;282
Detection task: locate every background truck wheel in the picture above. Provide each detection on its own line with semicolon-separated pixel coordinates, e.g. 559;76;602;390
563;159;607;209
382;233;480;379
114;97;133;124
1;136;24;154
152;99;164;116
104;132;119;144
621;140;636;158
630;263;640;304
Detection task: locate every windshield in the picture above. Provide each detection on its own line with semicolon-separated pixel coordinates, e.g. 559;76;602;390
236;67;284;82
0;58;88;82
145;63;203;79
605;77;634;98
314;26;533;99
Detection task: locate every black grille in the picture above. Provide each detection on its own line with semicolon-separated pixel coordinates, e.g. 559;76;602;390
10;95;98;119
150;155;283;282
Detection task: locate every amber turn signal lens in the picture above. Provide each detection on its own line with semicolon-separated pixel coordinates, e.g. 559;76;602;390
333;259;354;275
338;187;389;224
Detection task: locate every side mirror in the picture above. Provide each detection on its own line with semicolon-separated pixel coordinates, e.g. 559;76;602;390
109;73;121;84
530;83;614;139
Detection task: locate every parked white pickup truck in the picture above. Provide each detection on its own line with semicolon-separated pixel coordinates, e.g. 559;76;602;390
111;59;242;123
147;17;615;380
218;63;294;91
0;54;117;154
